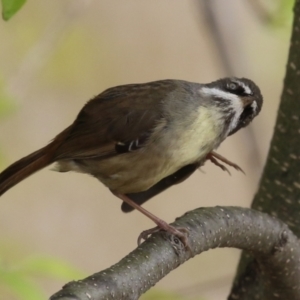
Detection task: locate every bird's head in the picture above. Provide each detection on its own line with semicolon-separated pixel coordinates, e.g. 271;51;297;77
201;77;263;135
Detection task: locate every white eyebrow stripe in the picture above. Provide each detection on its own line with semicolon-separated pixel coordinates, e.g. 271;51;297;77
234;80;252;95
201;87;241;103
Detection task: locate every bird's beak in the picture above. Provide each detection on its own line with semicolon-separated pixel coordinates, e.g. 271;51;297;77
242;97;253;108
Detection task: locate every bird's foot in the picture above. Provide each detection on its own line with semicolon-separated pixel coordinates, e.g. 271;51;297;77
206;151;245;175
113;192;191;251
138;221;191;251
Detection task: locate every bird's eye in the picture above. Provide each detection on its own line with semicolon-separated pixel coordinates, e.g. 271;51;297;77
228;82;238;90
226;82;247;96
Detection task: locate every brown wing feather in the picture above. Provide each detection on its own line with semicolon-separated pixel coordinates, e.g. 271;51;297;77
54;80;178;160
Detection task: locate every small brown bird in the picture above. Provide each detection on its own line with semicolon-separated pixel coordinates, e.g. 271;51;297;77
0;78;263;247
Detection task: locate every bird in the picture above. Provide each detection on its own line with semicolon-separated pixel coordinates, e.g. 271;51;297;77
0;77;263;248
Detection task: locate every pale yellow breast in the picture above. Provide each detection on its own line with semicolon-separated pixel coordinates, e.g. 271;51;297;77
157;106;224;177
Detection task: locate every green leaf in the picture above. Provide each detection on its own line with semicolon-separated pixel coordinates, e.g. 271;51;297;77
1;0;26;21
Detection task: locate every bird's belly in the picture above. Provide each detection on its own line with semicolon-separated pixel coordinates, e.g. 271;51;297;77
94;123;221;193
58;139;214;194
84;149;177;194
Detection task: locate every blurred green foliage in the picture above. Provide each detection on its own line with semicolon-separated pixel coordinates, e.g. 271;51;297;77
271;0;295;27
0;79;16;119
141;289;199;300
1;0;295;24
0;254;85;300
42;27;104;90
1;0;26;21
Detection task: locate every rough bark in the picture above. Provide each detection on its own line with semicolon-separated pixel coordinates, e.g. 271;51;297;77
49;206;300;300
229;1;300;299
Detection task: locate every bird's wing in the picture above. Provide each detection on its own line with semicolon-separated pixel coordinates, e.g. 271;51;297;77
54;80;178;160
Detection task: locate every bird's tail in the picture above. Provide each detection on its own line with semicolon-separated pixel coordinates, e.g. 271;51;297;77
0;142;57;196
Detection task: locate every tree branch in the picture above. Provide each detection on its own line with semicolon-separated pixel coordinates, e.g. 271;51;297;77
230;0;300;298
49;206;300;300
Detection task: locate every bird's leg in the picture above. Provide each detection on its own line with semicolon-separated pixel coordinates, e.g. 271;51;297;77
206;151;245;174
112;192;190;250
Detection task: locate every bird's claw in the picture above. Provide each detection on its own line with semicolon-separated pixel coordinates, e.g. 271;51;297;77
206;151;245;175
138;225;191;251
